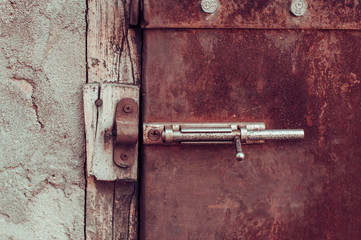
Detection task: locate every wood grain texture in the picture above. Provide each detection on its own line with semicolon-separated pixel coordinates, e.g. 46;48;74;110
86;177;114;240
83;83;100;177
113;181;138;240
87;0;141;84
86;0;141;239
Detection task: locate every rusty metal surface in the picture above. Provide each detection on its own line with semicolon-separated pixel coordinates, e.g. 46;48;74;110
115;98;139;144
140;29;361;239
142;0;361;29
114;98;139;168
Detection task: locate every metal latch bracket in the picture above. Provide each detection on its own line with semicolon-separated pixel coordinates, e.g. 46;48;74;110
113;98;139;168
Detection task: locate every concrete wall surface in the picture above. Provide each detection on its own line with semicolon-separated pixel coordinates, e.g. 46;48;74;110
0;0;86;239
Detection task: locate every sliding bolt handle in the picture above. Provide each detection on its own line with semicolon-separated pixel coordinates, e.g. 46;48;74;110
234;136;245;161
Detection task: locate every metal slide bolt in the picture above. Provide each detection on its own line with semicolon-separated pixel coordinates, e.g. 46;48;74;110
143;123;304;161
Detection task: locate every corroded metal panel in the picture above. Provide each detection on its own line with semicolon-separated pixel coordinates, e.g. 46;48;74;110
142;0;361;29
140;29;361;239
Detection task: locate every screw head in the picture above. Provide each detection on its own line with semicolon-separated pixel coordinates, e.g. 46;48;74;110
123;104;132;113
290;0;307;17
120;153;129;160
201;0;219;14
95;99;103;107
148;129;161;141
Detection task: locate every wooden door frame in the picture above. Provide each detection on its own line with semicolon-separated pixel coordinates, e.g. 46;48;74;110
85;0;141;239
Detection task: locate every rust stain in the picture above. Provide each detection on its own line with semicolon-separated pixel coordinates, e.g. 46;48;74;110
208;198;240;209
340;72;360;93
103;129;113;144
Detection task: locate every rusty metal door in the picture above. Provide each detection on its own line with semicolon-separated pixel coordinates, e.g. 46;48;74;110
140;1;361;239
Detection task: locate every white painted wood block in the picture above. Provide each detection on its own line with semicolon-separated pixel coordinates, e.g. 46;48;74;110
83;83;139;181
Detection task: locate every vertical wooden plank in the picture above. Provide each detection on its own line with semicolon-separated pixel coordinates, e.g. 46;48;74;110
87;0;141;84
113;181;138;240
86;0;141;239
86;176;115;239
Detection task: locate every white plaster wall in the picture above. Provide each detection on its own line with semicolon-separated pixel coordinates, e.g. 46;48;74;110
0;0;86;239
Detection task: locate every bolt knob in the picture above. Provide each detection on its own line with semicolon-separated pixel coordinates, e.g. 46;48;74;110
236;152;245;161
234;136;245;161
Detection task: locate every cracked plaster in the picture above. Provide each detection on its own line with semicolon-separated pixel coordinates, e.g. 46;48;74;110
0;0;86;239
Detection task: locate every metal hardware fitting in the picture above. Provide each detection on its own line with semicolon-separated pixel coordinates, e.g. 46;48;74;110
94;98;103;107
201;0;219;14
114;98;139;168
290;0;307;17
143;123;304;160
